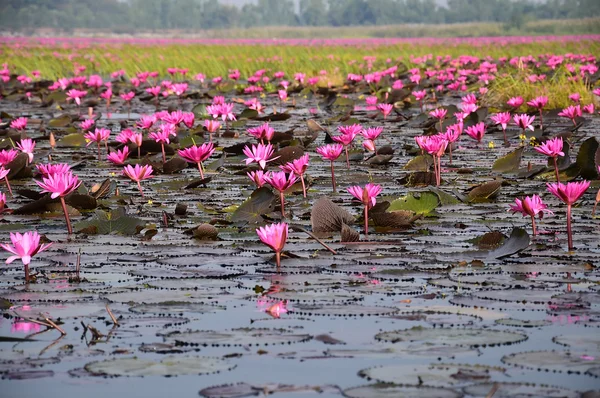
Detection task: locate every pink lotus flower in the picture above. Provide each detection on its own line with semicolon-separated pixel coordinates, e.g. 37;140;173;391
149;126;174;164
137;115;157;130
204;119;221;141
464;122;486;144
361;127;384;153
333;124;362;168
583;104;595;114
377;103;394;119
85;128;111;161
413;90;427;111
509;194;552;236
206;103;236;126
547;181;590;250
1;231;52;283
16;139;35;164
416;135;448;186
280;154;309;198
278;90;288;103
429;108;447;131
243;143;276;170
36;171;81;234
80;119;95;132
558;105;582;126
123;164;154;198
36;163;71;178
256;222;288;268
107;146;130;165
461;93;477;105
178;142;215;179
534;137;564;158
66;89;87;107
0;166;11;196
247;170;267;188
513;114;535;132
568;93;581;103
161;110;185;126
0;149;18;167
10;117;27;131
247;123;274;143
491;112;511;143
347;183;382;236
316;143;344;192
527;96;548;129
265;171;298;217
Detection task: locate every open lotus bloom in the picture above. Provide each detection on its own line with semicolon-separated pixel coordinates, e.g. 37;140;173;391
1;231;52;282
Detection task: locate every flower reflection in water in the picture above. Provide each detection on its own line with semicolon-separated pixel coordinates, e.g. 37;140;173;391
11;320;41;334
257;298;288;319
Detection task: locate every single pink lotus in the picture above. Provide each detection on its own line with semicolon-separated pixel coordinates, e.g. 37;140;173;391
178;142;215;179
377;103;394;119
247;170;267;188
527;96;548;129
507;96;524;109
107;146;130;165
509;194;553;236
36;163;71;178
16;139;35;165
36;171;81;234
1;231;52;283
534;137;564;182
280;154;310;198
10;117;27;131
316;143;344;192
123;164;154;198
85;128;111;161
256;222;288;268
243;143;277;170
547;181;590;250
491;112;511;143
347;183;382;236
247;123;274;144
0;166;11;196
264;171;298;218
558;105;582;126
464;122;486;145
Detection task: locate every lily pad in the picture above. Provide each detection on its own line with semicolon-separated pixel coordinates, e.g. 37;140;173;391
85;356;234;377
231;187;275;224
375;327;527;347
343;384;462;398
388;192;439;216
163;328;312;347
502;350;600;373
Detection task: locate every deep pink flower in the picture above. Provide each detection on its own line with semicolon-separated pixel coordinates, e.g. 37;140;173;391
66;89;87;106
120;91;135;102
256;222;288;267
547;181;590;250
85;128;111;146
207;103;236;122
527;96;548;110
80;119;95;131
10;117;27;131
137;115;157;130
377;103;394;119
513;114;535;131
569;93;581;103
491;112;511;131
16;139;35;164
243;143;276;170
464;122;486;144
280;154;309;198
534;137;564;158
1;231;52;282
429;108;447;120
316;143;343;192
247;123;275;143
36;163;71;178
509;194;552;236
583;104;595;114
264;171;297;217
107;146;130;165
413;90;426;101
247;170;267;188
347;183;382;235
204;119;221;140
123;164;154;198
0;149;18;166
161;110;185;126
361;127;384;141
558;105;582;125
178;142;215;179
36;171;81;234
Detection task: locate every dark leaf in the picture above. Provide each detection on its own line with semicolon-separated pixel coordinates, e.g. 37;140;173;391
231;187;275;224
311;196;354;233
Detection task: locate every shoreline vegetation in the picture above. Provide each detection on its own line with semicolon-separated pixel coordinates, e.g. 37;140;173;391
2;17;600;40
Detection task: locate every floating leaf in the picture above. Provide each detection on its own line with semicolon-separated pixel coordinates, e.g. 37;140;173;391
85;356;234;377
576;137;599;179
487;227;529;259
463;383;578;398
231;187;275;224
57;133;87;148
163;157;188;174
492;147;523;173
341;223;360;242
404;155;433;171
74;207;144;235
164;328;312;347
344;384;462;398
502;350;600;373
376;327;527;347
388;192;439;216
311;196;354;233
467;180;502;203
48;114;72;128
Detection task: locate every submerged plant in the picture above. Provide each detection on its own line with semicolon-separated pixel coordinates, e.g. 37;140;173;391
1;231;52;283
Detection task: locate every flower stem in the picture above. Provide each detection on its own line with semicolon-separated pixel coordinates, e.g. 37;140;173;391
344;146;350;169
330;161;336;193
137;181;144;198
60;197;73;235
364;205;369;236
137;145;141;159
280;191;285;218
539;110;544;130
97;142;101;161
4;176;12;196
24;263;29;284
553;156;560;183
275;251;281;268
531;215;537;236
567;204;573;251
161;143;166;164
197;162;204;179
300;174;306;198
502;128;507;145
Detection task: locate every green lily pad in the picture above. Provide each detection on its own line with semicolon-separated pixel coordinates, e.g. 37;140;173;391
85;356;234;377
492;147;523;173
388;192;439;216
74;207;145;235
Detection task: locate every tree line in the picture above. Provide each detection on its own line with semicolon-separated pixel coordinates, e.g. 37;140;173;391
2;0;599;32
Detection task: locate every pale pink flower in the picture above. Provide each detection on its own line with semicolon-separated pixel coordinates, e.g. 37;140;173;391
16;139;35;164
123;164;154;197
256;222;288;267
1;231;52;282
